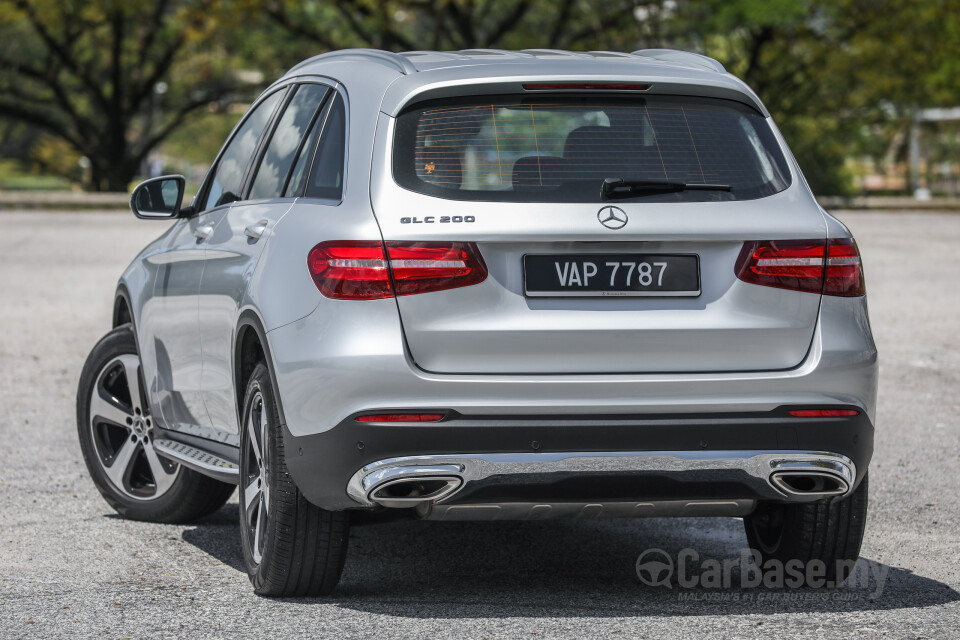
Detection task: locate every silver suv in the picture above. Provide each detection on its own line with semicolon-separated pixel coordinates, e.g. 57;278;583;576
77;48;877;596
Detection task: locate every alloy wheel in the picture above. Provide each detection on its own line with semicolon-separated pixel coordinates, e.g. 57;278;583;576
88;354;179;500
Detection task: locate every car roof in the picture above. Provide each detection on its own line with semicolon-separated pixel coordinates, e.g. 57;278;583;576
282;48;769;117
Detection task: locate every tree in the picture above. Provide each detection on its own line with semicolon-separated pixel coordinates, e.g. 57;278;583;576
674;0;960;194
249;0;674;59
0;0;244;191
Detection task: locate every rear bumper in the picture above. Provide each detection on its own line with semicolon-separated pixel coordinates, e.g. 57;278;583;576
269;291;877;512
284;407;873;511
267;294;879;438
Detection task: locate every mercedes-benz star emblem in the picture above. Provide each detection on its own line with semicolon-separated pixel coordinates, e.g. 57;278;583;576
597;205;628;229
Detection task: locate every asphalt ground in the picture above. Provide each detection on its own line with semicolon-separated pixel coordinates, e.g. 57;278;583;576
0;209;958;638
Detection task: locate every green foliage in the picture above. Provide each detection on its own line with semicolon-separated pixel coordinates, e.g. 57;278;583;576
239;0;657;52
163;111;240;166
0;159;71;190
0;0;248;190
670;0;960;194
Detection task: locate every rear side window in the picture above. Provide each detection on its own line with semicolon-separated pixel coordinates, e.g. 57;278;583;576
393;95;791;203
249;83;329;200
202;90;284;210
284;106;326;197
303;93;346;200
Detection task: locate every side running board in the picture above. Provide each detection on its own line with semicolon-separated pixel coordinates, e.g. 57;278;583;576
153;438;240;484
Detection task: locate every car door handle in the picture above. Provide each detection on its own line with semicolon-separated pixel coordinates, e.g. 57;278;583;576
244;220;269;240
194;225;214;241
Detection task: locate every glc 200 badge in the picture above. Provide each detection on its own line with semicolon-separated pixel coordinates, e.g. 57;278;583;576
597;206;628;229
400;216;476;224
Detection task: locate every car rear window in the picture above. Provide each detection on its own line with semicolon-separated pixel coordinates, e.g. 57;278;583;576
393;95;792;203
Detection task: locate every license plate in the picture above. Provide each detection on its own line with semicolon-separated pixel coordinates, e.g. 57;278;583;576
523;253;700;297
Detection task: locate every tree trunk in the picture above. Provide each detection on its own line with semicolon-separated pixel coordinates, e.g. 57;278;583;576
104;163;135;193
89;153;137;192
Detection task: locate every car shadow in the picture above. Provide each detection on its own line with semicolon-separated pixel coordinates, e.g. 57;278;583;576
180;508;959;616
179;501;246;572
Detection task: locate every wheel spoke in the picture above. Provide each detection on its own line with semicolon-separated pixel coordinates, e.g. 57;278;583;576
89;390;134;427
104;438;139;489
118;354;145;414
246;408;263;469
253;492;266;560
143;443;177;495
244;477;262;524
244;390;269;563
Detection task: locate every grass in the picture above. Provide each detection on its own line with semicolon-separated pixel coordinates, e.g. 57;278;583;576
0;160;72;191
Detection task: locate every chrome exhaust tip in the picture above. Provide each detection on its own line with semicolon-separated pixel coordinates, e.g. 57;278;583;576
368;476;462;508
347;461;465;507
766;454;855;501
769;470;851;500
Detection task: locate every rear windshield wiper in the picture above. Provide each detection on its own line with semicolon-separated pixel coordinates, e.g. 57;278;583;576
601;177;732;198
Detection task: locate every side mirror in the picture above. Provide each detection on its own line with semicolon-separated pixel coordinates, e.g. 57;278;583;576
130;175;187;219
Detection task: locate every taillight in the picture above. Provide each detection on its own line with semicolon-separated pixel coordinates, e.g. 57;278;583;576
387;242;487;296
735;240;825;294
307;241;487;300
822;238;865;296
307;241;392;300
735;238;865;297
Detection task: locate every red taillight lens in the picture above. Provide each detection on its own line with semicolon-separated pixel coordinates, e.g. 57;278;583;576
823;238;865;296
788;409;860;417
387;242;487;296
735;238;865;297
307;241;392;300
307;241;487;300
355;413;445;423
735;240;826;294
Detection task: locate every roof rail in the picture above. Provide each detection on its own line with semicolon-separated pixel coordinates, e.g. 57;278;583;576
587;50;637;58
631;49;726;73
456;49;536;58
287;48;418;76
521;49;595;59
401;51;472;61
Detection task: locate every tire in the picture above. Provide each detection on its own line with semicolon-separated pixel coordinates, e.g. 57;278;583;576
743;472;869;585
238;363;349;597
77;324;235;523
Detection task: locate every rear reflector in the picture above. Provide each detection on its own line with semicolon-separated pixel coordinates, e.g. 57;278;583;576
735;238;865;296
522;82;650;91
788;409;860;417
307;241;487;300
355;414;445;423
